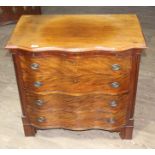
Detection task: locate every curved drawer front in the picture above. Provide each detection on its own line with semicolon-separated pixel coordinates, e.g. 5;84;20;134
25;93;129;113
19;54;131;78
27;108;127;130
23;74;129;94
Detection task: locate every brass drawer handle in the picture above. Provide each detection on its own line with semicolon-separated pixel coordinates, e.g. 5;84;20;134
109;100;117;107
107;118;115;124
34;81;43;87
112;64;121;71
36;116;46;123
35;99;44;106
111;82;120;88
31;63;39;70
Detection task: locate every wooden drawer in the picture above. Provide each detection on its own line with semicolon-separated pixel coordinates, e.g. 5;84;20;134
19;54;131;78
25;93;129;114
22;74;130;94
27;108;127;130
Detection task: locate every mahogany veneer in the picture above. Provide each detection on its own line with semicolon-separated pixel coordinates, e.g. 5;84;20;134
5;15;147;139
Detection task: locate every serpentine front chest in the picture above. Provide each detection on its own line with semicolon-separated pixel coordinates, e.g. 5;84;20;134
6;14;146;139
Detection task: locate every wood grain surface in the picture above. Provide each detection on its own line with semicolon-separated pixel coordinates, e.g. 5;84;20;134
25;93;129;113
18;53;131;94
19;53;131;77
27;107;127;130
5;15;146;52
23;74;130;94
10;48;144;138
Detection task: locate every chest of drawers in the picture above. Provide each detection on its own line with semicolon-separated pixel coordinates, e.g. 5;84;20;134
6;15;146;139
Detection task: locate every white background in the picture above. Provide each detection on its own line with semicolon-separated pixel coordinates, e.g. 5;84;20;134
0;0;155;6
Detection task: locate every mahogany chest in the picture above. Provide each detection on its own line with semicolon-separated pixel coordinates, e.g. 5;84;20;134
6;15;146;139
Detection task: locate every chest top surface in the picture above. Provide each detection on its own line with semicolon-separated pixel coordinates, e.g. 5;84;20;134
6;14;146;52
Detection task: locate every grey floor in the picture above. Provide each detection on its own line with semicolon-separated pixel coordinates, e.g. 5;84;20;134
0;7;155;148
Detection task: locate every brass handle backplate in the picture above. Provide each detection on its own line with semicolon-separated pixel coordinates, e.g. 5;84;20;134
111;82;120;88
31;63;39;70
36;116;46;123
112;64;121;71
34;81;43;87
35;99;44;106
109;100;117;107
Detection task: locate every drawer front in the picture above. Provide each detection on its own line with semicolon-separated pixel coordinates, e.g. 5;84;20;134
25;93;129;114
27;108;127;130
22;74;129;94
19;54;131;78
